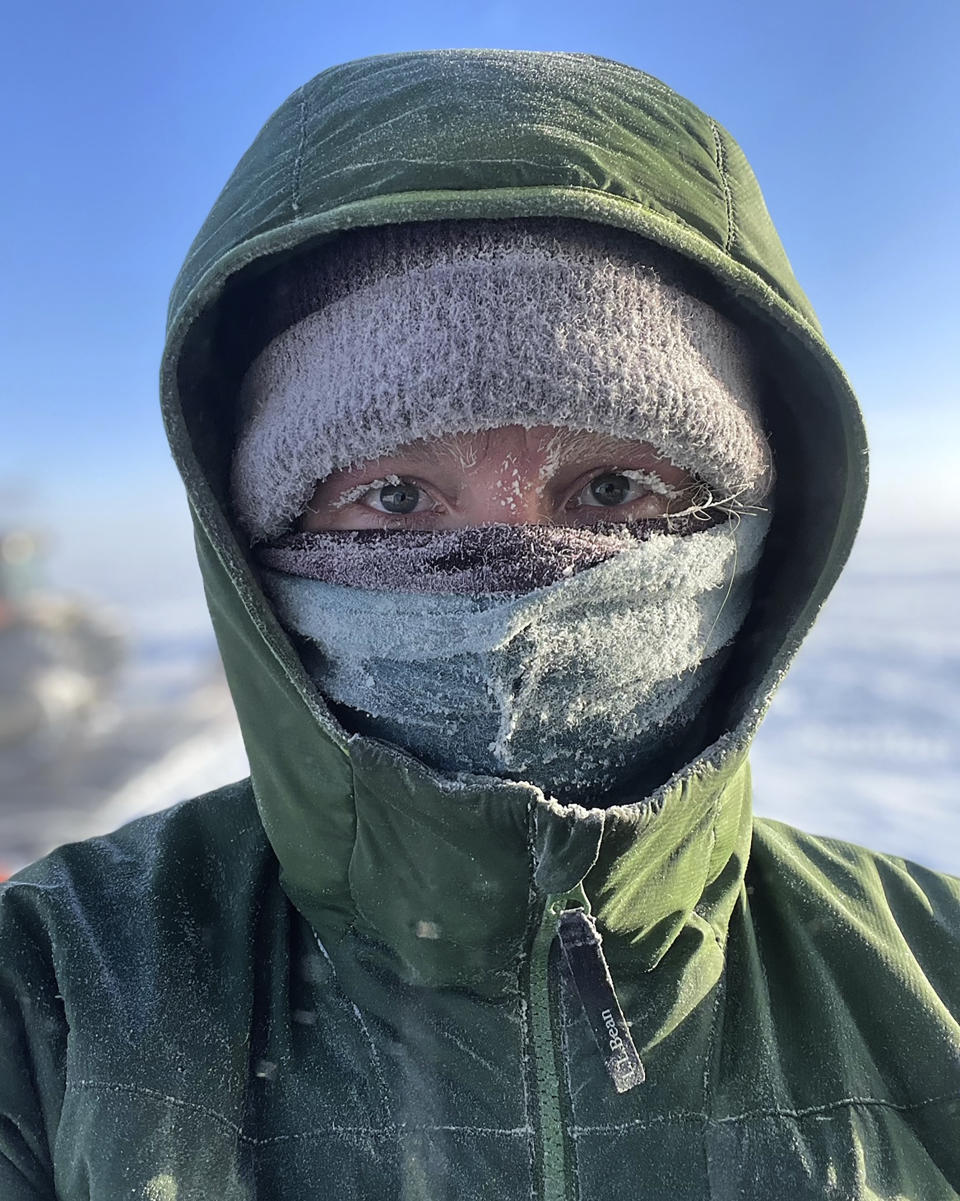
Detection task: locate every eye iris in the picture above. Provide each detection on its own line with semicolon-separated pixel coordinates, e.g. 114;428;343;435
590;474;631;506
380;483;420;514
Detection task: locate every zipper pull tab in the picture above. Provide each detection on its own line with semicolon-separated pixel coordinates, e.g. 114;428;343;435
557;908;645;1093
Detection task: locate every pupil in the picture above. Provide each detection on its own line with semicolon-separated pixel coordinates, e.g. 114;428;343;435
590;474;630;506
380;483;419;514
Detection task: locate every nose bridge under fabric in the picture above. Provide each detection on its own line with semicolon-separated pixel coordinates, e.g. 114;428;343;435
260;509;772;804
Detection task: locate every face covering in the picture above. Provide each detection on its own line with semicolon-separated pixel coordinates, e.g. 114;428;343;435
257;510;772;805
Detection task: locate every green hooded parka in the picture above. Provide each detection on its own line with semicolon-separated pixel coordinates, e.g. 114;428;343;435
2;48;959;1201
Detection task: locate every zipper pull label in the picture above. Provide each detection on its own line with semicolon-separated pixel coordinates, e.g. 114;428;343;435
557;908;645;1093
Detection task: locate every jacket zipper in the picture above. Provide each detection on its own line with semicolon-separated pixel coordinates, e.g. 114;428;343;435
529;892;570;1201
557;907;645;1093
528;886;645;1201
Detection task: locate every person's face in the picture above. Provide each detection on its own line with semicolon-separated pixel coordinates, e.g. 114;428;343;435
299;425;699;532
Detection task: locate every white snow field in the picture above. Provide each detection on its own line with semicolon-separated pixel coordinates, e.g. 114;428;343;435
750;529;960;875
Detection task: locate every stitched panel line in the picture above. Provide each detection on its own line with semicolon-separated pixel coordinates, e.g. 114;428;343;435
312;929;395;1125
177;180;721;284
571;1089;960;1136
710;120;735;254
519;795;538;1201
65;1081;530;1147
68;1080;246;1139
715;1091;960;1125
701;977;725;1196
290;84;308;217
572;1112;707;1136
67;1079;960;1146
700;867;728;1201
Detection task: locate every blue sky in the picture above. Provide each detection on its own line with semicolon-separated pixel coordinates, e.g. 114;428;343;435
2;0;958;605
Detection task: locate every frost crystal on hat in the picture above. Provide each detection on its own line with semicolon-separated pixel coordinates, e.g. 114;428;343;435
229;218;774;543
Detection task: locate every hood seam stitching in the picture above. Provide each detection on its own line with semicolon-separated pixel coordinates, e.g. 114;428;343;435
710;121;734;256
290;85;308;218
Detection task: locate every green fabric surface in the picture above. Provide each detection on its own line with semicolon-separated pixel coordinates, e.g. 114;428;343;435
2;48;958;1200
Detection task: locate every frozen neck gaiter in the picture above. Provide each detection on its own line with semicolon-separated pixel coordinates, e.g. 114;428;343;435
257;509;772;805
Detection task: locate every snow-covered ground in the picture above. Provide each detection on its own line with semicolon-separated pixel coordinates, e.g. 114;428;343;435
750;530;959;874
3;527;957;878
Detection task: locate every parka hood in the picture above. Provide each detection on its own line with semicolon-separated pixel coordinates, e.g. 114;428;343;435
160;49;868;993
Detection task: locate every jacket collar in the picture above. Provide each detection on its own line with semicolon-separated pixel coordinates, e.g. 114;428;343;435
199;519;753;994
267;719;752;997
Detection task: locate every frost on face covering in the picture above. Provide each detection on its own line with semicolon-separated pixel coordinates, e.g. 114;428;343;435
258;511;772;803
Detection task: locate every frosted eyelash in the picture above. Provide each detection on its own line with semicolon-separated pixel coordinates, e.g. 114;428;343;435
615;469;686;499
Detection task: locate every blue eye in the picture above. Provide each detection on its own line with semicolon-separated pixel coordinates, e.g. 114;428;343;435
375;482;421;514
587;473;633;507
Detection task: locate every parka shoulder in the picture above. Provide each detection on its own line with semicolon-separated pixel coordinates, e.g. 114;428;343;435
1;780;278;1002
714;817;960;1170
2;780;272;939
0;783;283;1198
748;815;960;981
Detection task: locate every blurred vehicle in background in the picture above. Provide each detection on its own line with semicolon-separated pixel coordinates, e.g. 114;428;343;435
0;526;127;876
0;527;127;755
0;523;248;876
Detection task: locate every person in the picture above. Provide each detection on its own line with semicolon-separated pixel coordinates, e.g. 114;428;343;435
1;47;958;1201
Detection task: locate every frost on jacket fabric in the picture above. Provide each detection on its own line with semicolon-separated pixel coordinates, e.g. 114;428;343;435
2;48;959;1201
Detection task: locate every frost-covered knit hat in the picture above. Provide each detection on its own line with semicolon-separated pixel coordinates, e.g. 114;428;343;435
229;217;774;543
